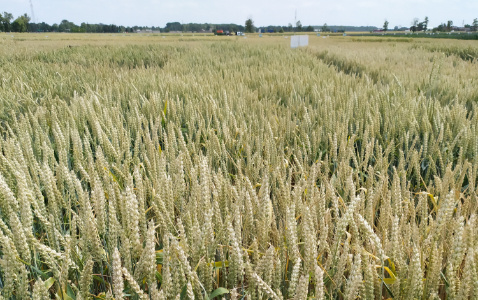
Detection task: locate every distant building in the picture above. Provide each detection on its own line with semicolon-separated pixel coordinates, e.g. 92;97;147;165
136;29;160;34
453;26;470;32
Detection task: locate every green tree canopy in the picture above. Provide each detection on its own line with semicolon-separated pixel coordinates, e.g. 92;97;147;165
383;19;389;31
165;22;182;32
2;12;13;32
11;14;30;32
245;18;254;33
446;20;453;31
423;16;429;31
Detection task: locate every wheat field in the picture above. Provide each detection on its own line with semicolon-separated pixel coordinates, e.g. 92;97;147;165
0;33;477;299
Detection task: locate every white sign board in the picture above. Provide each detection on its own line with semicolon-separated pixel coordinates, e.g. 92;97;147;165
290;35;299;48
290;35;309;48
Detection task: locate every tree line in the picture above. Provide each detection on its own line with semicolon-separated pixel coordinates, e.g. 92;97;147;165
382;16;478;32
433;19;478;32
0;12;244;33
2;11;477;34
0;12;367;34
0;12;30;32
0;12;157;33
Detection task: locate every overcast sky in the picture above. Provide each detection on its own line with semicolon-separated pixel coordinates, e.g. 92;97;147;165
2;0;477;28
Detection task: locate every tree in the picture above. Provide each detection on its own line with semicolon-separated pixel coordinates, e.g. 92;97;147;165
58;19;78;32
306;25;314;32
296;20;302;32
2;12;13;32
417;22;424;32
287;23;293;32
411;18;419;32
423;16;429;31
321;23;329;32
434;23;446;32
446;20;453;32
165;22;182;32
383;20;389;31
472;18;478;31
12;14;30;32
245;18;254;33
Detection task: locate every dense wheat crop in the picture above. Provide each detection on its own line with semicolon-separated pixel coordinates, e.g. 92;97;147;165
0;33;477;299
